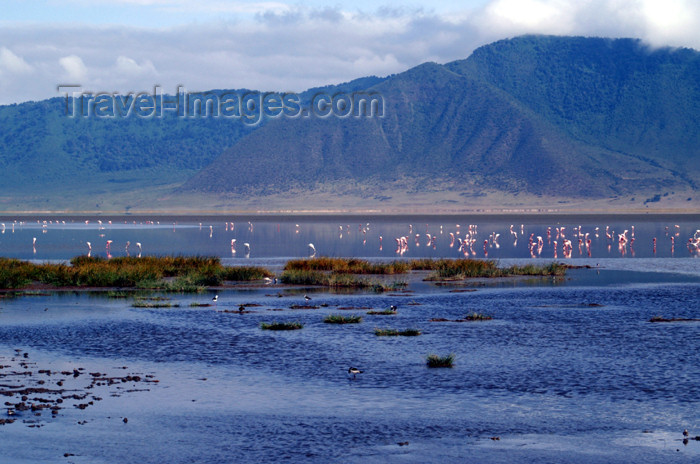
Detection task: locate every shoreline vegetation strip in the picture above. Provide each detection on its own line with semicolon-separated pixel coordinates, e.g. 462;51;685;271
284;257;566;279
0;256;565;290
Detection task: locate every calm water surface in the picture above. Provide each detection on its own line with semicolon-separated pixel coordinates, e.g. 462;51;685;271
1;215;699;463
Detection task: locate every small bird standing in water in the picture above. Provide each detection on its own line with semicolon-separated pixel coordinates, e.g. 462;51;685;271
348;367;363;379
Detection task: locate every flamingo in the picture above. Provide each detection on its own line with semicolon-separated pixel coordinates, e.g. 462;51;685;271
308;243;316;257
243;243;250;257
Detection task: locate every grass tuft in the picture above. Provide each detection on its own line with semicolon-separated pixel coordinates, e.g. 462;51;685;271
374;328;421;336
426;353;455;368
131;301;179;308
367;308;398;315
463;312;493;321
323;314;363;324
260;321;304;330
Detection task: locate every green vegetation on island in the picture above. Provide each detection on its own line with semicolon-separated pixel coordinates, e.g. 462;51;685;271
0;256;272;290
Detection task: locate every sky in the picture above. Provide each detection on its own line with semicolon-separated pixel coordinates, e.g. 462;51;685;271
0;0;699;104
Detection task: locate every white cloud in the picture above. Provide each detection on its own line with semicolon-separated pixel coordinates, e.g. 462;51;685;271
639;0;700;46
0;1;699;104
482;0;566;32
115;56;157;77
59;54;87;81
0;47;33;74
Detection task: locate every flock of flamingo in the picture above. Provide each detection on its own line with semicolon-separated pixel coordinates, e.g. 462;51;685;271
1;218;700;260
386;223;700;258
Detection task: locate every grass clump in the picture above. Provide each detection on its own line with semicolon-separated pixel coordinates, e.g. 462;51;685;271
106;291;130;298
324;314;363;324
131;301;179;308
464;312;493;321
221;266;273;281
426;353;455;368
260;321;304;330
649;316;700;322
374;328;422;336
367;308;398;315
280;270;327;285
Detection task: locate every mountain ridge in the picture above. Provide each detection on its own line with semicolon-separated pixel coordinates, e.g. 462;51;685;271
182;35;698;201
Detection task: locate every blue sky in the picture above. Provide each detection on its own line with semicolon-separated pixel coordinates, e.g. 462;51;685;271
0;0;699;104
2;1;490;27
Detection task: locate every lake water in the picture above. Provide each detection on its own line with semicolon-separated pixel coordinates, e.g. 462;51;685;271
1;215;699;463
1;214;699;261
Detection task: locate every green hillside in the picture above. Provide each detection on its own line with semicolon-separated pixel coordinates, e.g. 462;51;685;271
447;36;700;182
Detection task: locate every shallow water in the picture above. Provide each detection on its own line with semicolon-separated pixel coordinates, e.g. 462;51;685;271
1;214;699;260
1;267;700;462
1;215;699;462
